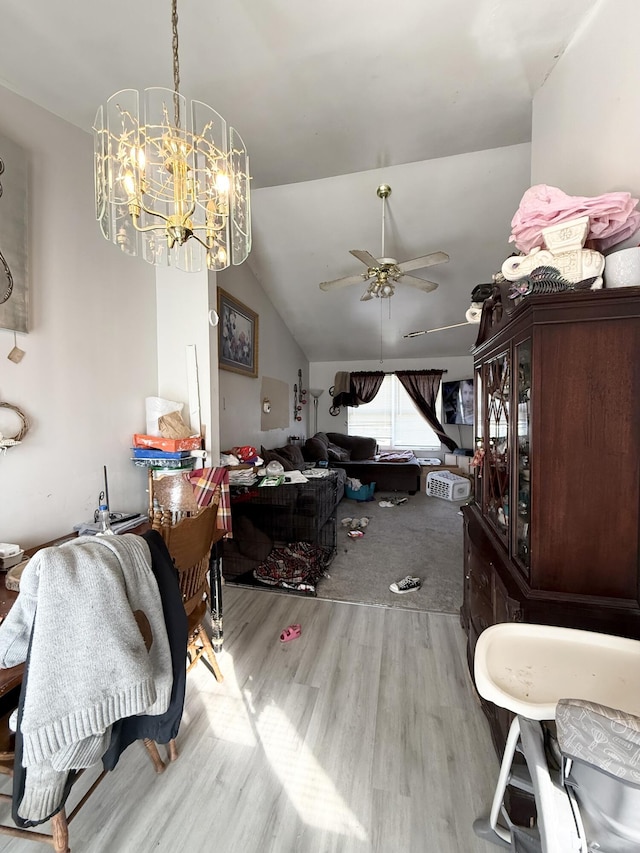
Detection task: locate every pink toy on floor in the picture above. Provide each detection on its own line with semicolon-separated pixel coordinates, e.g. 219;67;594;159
280;624;301;643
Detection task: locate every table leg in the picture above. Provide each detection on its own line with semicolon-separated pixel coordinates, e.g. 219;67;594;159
209;542;223;653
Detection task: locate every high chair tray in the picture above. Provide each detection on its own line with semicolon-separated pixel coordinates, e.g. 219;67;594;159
474;622;640;720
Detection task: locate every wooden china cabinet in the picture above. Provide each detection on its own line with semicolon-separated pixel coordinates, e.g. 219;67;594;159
461;284;640;757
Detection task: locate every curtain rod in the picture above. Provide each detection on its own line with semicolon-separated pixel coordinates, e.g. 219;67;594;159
351;369;448;375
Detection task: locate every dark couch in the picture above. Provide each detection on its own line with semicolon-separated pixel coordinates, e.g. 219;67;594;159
303;432;421;493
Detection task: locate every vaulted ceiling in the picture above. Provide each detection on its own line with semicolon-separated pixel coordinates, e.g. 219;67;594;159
1;0;598;360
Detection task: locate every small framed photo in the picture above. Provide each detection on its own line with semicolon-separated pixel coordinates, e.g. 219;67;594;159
217;288;259;378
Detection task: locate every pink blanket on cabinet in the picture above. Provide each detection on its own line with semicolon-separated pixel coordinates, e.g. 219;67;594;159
510;184;640;254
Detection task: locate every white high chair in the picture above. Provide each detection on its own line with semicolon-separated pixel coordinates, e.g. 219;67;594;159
473;622;640;851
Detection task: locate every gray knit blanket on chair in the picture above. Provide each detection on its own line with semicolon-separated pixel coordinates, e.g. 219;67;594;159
0;534;172;822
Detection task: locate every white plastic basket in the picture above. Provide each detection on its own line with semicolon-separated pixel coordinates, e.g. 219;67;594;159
426;470;471;501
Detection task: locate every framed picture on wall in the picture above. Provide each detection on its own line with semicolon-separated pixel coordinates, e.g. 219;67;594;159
217;288;259;378
0;133;29;333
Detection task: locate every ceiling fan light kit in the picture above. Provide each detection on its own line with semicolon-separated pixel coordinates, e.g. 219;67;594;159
319;185;449;300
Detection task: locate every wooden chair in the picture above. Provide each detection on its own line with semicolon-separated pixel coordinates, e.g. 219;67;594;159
152;504;224;679
149;486;225;761
0;661;164;853
0;527;180;851
0;683;71;852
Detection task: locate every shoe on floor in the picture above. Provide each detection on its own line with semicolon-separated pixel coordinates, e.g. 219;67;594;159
389;576;421;594
280;624;302;642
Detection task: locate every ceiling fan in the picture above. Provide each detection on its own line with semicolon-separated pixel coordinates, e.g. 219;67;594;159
319;184;449;301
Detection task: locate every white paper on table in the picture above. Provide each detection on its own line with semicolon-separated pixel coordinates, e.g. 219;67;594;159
283;470;309;484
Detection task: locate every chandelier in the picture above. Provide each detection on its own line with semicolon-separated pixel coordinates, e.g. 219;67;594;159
93;0;251;272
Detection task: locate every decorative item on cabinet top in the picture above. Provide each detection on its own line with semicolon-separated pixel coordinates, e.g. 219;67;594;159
502;216;604;296
604;247;640;288
509;185;640;256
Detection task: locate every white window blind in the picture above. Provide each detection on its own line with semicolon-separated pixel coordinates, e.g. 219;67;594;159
347;375;441;450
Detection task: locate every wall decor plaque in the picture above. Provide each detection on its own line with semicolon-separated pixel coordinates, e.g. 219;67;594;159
0;133;28;333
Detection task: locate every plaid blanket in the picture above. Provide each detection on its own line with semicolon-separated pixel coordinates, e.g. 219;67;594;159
187;467;232;535
254;542;330;592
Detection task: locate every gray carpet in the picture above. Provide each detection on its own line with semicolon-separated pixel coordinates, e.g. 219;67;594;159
316;490;466;614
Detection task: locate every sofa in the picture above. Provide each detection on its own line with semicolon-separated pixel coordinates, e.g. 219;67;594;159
302;432;421;493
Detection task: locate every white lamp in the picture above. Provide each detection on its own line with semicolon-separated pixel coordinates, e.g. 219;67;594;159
309;388;324;434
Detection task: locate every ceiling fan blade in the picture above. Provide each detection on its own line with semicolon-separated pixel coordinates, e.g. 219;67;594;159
403;329;427;338
401;274;439;293
350;249;380;268
319;272;369;292
397;251;450;274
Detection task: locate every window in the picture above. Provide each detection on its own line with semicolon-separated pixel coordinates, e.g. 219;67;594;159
347;375;441;450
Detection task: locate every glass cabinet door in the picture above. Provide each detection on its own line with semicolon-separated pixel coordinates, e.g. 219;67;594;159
514;339;531;575
483;351;510;545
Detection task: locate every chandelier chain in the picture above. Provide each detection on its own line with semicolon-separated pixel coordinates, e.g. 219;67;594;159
171;0;181;126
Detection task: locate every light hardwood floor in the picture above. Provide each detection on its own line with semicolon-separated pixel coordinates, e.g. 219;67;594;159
0;588;499;852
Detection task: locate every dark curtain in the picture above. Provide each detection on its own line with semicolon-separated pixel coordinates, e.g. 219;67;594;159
396;369;458;451
350;371;385;404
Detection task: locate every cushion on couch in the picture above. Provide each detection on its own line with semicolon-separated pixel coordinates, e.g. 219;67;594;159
327;432;377;461
261;445;294;471
276;443;305;469
303;436;329;462
327;442;351;462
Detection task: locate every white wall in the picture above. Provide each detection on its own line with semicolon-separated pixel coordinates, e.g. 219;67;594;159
155;268;220;465
532;0;640;201
310;356;475;451
217;261;308;455
0;85;157;547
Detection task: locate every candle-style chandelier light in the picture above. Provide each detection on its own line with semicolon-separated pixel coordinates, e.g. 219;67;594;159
93;0;251;272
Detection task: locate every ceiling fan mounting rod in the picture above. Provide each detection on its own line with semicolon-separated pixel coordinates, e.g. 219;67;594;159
376;184;391;260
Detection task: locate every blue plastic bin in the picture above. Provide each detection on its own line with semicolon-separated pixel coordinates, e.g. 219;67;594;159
345;481;376;501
